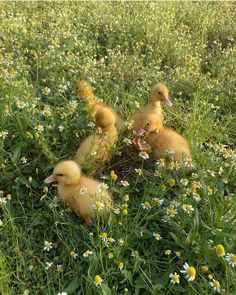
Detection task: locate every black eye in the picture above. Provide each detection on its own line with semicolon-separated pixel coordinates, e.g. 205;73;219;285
146;122;150;126
158;91;162;95
56;173;64;177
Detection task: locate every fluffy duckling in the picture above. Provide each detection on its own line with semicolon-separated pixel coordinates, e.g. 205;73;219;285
138;113;191;164
74;108;118;173
74;80;123;130
131;82;171;134
44;160;113;227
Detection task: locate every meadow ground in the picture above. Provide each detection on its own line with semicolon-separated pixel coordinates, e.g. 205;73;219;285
0;1;236;295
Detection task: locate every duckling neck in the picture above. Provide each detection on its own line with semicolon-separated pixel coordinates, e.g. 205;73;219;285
151;100;161;108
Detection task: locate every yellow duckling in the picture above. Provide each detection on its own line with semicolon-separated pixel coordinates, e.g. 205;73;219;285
74;108;118;173
137;113;191;164
44;160;113;227
131;82;171;134
74;80;123;130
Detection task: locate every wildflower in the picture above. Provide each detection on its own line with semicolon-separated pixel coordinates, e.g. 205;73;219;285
142;202;151;209
23;290;29;295
118;239;124;245
168;161;175;170
93;201;105;211
135;168;143;175
125;120;134;130
80;187;88;194
42;105;52;117
121;180;129;187
16;100;27;109
87;121;95;128
108;252;114;259
207;170;215;177
57;293;67;295
168;178;176;186
118;261;124;270
218;166;224;175
0;197;7;205
180;263;196;281
139;151;149;160
0;130;8;139
83;250;93;257
124;288;129;293
123;194;129;202
180;178;189;186
58;84;68;94
98;183;109;192
215;244;225;256
0;219;3;226
153;232;162;241
182;204;194;214
94;275;103;286
113;207;120;214
56;265;63;272
122;209;128;215
153;197;164;206
175;251;181;257
110;170;118;180
6;194;11;200
225;253;236;267
223;178;228;184
169;272;180;284
207;187;213;195
45;262;53;270
70;250;78;259
165;250;172;255
193;192;201;202
184;159;194;168
208;274;213;280
20;156;27;164
42;87;51;95
34;124;44;133
68;100;78;112
167;207;177;217
156;158;165;166
58;125;65;132
201;265;208;272
210;280;221;293
123;137;132;145
100;232;108;241
44;241;53;252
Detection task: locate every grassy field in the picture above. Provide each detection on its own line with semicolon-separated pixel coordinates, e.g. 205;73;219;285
0;1;236;294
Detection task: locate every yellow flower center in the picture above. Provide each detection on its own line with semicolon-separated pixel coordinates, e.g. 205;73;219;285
122;209;128;215
187;267;196;277
185;204;192;210
216;244;225;256
102;232;107;238
214;280;220;288
201;265;208;272
172;274;179;282
208;274;213;280
95;275;102;284
231;255;236;263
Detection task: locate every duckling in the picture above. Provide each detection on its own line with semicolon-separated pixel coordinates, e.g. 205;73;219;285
74;80;123;130
131;82;171;134
138;113;191;164
74;108;118;173
44;160;113;227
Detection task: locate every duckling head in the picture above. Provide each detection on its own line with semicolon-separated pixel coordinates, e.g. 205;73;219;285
44;160;81;185
151;82;172;106
95;108;116;132
137;113;163;136
74;80;94;97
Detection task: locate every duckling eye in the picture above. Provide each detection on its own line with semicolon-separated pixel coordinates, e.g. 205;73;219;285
158;91;162;95
146;122;150;126
56;173;64;177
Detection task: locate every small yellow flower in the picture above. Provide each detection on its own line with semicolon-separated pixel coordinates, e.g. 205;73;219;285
110;170;118;180
168;161;175;170
165;249;171;255
135;168;143;175
118;261;124;270
201;265;208;272
168;178;176;187
216;244;225;256
94;275;103;286
142;201;151;209
122;209;128;215
108;252;114;259
207;187;213;195
101;232;108;240
208;274;213;280
123;194;129;202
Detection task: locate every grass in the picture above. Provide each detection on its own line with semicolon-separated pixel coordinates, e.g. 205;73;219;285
0;1;236;294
